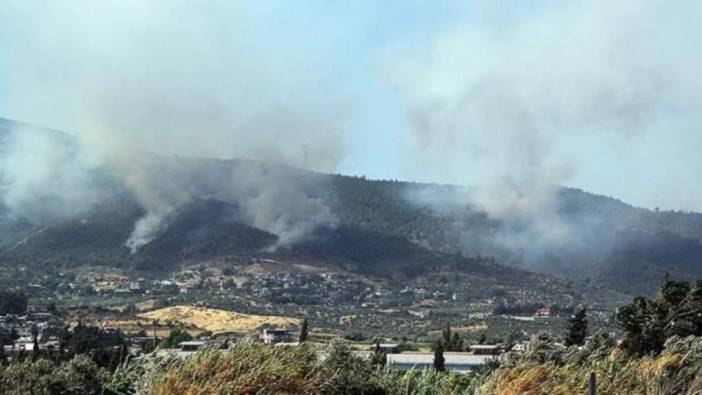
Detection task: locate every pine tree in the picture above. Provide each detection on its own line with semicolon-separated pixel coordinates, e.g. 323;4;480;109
299;318;309;343
565;307;588;346
433;341;445;372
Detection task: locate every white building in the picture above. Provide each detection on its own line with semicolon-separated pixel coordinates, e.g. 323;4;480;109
261;328;292;344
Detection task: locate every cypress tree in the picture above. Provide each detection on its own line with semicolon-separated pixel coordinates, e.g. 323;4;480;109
370;340;387;368
299;318;309;343
565;307;588;346
433;341;445;372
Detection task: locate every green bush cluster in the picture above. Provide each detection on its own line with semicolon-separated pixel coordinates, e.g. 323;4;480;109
0;355;108;395
618;280;702;356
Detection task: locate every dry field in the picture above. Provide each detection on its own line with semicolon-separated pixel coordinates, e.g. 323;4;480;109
139;305;300;333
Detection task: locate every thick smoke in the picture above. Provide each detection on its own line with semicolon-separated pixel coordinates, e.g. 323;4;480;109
1;1;346;251
387;1;702;257
0;123;109;221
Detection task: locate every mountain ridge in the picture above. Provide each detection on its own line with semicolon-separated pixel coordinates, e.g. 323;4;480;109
1;117;702;295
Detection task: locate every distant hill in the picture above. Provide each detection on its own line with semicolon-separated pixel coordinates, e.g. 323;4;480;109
326;174;702;295
1;117;702;295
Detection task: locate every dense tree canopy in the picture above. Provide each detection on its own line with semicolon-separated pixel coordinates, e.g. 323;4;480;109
441;323;463;352
0;290;28;315
617;280;702;356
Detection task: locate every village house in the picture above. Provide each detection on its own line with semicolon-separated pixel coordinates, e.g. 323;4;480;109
511;341;530;352
179;340;207;352
261;328;292;344
535;306;552;317
407;309;427;319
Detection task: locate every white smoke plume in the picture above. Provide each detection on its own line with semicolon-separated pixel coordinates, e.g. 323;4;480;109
0;1;347;251
386;0;702;250
0;123;107;221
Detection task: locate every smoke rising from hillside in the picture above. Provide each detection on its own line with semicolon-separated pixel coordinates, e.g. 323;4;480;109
2;0;702;268
0;123;108;221
387;1;702;255
1;1;346;250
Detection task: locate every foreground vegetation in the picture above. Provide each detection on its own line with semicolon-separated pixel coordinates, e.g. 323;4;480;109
486;333;702;394
113;341;488;395
0;340;487;394
87;341;486;395
3;335;700;395
484;279;702;395
3;281;702;394
8;333;702;394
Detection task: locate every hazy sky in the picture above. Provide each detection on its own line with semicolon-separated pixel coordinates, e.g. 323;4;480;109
1;0;701;212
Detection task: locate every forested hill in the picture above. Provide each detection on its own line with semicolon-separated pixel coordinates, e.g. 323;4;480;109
331;176;702;294
2;117;702;295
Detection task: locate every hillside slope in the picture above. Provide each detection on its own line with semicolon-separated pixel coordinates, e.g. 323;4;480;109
2;117;702;295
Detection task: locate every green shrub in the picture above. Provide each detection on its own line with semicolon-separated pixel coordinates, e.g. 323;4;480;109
158;328;192;349
319;339;383;394
0;355;107;395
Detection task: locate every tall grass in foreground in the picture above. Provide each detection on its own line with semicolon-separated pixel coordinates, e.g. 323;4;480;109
371;369;484;395
114;340;487;394
481;334;702;395
142;343;322;394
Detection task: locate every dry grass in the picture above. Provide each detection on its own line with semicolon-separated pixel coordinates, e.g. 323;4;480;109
139;305;300;333
144;343;322;395
491;364;551;395
482;348;696;395
645;352;682;376
136;299;157;311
